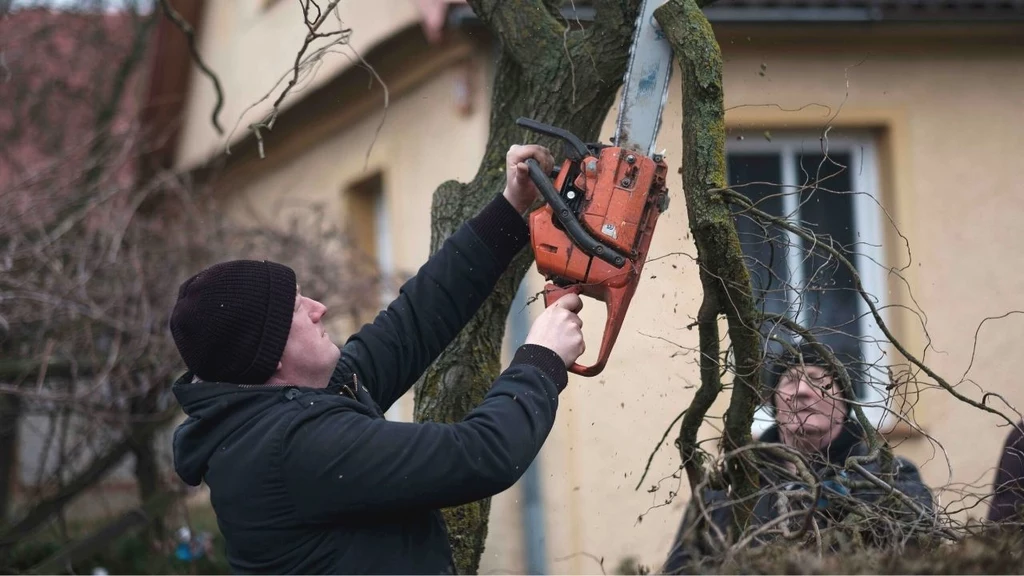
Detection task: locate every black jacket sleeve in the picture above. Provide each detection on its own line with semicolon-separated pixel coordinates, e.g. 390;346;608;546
989;421;1024;522
338;194;530;412
662;499;700;574
280;345;567;518
661;489;732;575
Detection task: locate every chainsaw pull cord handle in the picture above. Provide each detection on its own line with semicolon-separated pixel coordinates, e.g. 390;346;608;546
523;159;628;269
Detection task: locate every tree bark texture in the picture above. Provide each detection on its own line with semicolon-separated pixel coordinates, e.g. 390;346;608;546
413;1;642;572
655;0;764;535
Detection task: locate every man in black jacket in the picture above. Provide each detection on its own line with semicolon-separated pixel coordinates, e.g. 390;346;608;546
168;145;584;574
661;343;935;574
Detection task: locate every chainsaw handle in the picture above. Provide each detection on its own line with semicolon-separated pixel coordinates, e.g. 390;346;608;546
543;283;627;378
524;159;628;269
515;117;589;161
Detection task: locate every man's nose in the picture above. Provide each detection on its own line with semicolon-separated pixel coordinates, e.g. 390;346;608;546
309;299;327;321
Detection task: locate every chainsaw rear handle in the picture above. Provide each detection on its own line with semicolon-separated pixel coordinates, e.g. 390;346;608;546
524;158;627;269
515;117;590;161
543;283;629;377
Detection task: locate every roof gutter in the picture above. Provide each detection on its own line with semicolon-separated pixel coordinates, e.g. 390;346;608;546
447;3;1024;26
447;5;595;27
702;6;883;22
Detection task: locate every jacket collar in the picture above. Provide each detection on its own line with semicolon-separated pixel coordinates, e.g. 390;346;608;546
758;418;867;467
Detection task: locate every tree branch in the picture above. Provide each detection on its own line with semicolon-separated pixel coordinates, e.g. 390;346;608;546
588;0;642;59
0;358;98;381
28;490;181;575
466;0;563;68
157;0;224;134
636;409;686;491
0;407;178;549
656;0;764;534
267;1;350;125
848;462;958;541
676;290;722;493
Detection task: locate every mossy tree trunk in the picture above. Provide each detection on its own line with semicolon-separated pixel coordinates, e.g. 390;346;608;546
412;1;643;573
655;0;765;535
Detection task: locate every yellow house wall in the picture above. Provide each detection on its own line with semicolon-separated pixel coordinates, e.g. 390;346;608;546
173;0;422;170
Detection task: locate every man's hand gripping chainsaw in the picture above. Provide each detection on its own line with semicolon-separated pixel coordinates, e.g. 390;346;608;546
517;117;670;377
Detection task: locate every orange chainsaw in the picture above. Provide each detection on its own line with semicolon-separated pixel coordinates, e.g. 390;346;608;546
516;0;674;377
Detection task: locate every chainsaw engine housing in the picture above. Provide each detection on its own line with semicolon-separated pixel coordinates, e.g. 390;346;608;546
518;129;667;376
531;146;668;291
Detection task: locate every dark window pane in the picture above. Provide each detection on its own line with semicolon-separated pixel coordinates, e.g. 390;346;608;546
797;152;864;392
727;154;789;321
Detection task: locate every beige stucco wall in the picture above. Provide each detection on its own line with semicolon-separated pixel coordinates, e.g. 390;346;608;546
173;0;421;170
178;10;1024;575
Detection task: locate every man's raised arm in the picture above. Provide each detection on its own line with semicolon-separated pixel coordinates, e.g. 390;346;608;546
338;145;555;411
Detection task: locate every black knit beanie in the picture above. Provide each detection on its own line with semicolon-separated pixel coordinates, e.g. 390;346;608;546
170;260;296;384
763;341;856;412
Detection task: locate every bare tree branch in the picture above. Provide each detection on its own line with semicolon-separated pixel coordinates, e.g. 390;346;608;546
27;489;181;575
848;462;958;541
0;407;177;549
157;0;225;134
466;0;564;69
678;291;723;493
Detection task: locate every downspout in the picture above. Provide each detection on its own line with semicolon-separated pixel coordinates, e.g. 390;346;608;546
509;277;548;575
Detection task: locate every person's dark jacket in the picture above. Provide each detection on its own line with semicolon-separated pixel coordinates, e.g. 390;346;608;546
661;419;935;574
171;194;568;574
988;420;1024;523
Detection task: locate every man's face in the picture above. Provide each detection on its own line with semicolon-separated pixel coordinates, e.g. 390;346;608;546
774;364;846;443
277;286;341;384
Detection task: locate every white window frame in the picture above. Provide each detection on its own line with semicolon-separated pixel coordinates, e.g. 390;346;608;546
725;130;893;436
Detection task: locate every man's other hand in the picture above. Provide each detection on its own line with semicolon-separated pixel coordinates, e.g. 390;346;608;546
525;293;585;368
503;144;555;214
